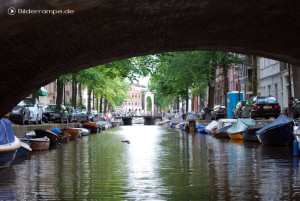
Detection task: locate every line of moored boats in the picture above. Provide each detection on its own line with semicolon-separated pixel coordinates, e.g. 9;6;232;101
0;118;122;170
162;114;300;147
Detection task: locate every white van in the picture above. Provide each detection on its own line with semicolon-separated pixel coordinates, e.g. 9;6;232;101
23;98;43;124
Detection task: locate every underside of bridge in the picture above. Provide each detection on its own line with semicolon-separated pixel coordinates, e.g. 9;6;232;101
0;0;299;117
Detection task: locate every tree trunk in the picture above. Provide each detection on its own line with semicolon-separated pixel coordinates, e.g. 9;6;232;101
79;84;82;108
100;97;103;113
186;97;189;114
191;95;195;112
72;80;77;108
104;99;107;113
87;89;92;112
56;79;63;105
63;85;66;105
96;98;99;111
252;55;258;96
208;80;215;108
32;90;39;101
92;91;95;110
177;96;180;112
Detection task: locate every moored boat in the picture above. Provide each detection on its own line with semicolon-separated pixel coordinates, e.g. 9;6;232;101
62;128;81;140
256;115;294;146
28;136;50;151
84;121;101;133
213;119;237;138
227;118;256;140
242;121;269;141
0;118;21;169
16;141;32;157
34;129;60;147
213;125;232;139
69;128;90;136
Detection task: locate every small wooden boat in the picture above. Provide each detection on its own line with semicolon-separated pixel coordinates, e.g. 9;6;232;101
228;118;256;140
256;115;294;146
28;136;50;151
213;125;232;139
69;128;90;136
0;118;21;169
242;121;269;141
62;128;81;140
57;132;70;143
34;129;60;147
83;122;100;133
16;141;32;157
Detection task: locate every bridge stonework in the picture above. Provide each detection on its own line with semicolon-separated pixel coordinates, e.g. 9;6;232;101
0;0;300;117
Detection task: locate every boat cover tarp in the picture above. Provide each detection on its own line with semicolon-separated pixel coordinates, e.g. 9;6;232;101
247;121;269;131
171;117;184;124
205;121;218;133
0;118;15;145
227;118;256;134
256;114;294;134
216;125;232;133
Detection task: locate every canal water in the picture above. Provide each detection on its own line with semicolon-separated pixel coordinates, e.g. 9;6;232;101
1;125;300;200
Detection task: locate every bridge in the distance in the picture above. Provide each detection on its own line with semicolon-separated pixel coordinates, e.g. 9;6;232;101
115;116;162;125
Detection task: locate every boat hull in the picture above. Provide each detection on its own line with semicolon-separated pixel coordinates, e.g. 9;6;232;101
242;130;259;141
29;139;50;151
257;124;293;146
229;133;243;140
0;150;17;169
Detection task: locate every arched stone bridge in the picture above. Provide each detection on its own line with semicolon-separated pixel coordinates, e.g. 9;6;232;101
0;0;300;117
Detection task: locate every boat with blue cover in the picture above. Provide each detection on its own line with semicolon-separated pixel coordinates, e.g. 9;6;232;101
0;118;21;169
256;115;294;146
242;121;269;141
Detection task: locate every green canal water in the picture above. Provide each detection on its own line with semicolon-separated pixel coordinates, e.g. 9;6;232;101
1;125;300;200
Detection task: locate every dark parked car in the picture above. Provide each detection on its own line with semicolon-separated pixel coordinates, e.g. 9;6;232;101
241;96;280;119
232;100;247;119
66;106;75;123
198;108;212;120
8;101;30;125
74;108;88;122
211;105;226;120
43;104;69;123
292;98;300;119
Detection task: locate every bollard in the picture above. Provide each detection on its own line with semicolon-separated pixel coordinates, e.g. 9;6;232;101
293;137;299;156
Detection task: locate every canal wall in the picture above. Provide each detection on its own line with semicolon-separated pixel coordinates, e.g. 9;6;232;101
12;123;79;138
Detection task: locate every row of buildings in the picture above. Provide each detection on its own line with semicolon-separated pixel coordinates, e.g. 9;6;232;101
187;55;294;114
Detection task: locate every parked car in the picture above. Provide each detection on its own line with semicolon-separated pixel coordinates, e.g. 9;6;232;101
66;106;76;123
23;97;43;124
241;96;280;119
198;108;212;120
43;104;69;123
187;112;198;120
211;105;226;120
74;108;88;122
8;101;30;125
292;98;300;119
232;100;247;119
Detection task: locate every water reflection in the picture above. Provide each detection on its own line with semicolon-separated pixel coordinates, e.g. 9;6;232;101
0;126;300;200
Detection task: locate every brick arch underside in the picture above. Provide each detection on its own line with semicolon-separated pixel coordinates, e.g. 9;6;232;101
0;0;299;117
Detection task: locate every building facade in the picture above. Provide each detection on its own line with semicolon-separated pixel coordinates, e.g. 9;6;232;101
122;83;146;114
259;58;293;113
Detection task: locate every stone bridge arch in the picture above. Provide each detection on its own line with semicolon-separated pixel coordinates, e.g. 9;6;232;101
0;0;300;117
144;92;154;116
